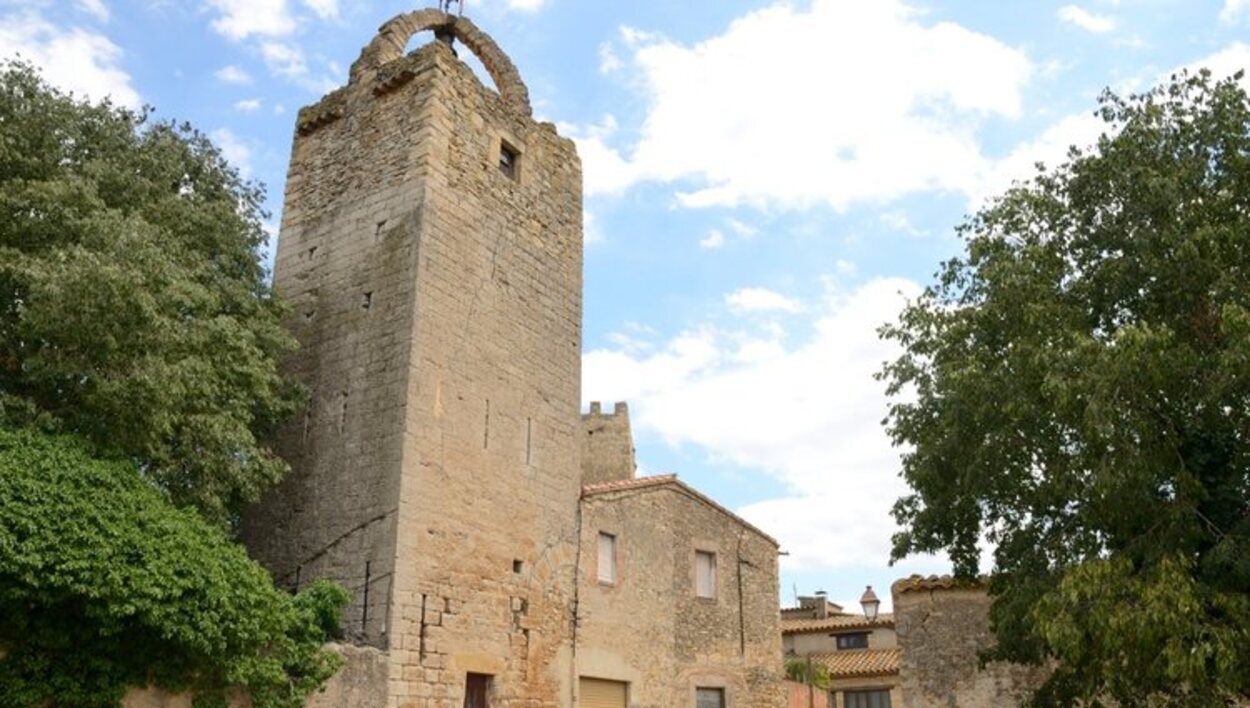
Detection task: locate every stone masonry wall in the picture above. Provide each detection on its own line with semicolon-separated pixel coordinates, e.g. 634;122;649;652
580;402;635;485
381;38;583;708
244;11;583;706
578;484;784;708
893;582;1047;708
241;32;441;648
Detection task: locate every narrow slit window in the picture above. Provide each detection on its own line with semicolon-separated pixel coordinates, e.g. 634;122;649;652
525;417;532;465
597;532;617;585
695;550;716;598
498;140;519;179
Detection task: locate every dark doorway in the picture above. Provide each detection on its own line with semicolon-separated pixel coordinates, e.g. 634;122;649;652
464;673;492;708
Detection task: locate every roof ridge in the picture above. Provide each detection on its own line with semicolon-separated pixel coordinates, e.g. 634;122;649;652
580;473;677;495
580;474;779;547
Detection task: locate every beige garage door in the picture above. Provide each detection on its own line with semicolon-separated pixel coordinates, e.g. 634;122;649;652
578;677;627;708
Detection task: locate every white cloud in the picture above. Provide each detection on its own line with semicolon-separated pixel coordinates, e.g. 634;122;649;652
725;287;803;314
879;211;929;238
576;0;1031;211
260;40;307;78
562;115;638;196
233;98;262;112
1177;42;1250;89
583;277;923;570
77;0;109;22
598;41;622;73
699;229;726;249
726;218;758;239
211;128;253;178
1220;0;1250;24
505;0;548;10
207;0;296;41
974;111;1105;208
205;0;340;90
301;0;338;20
584;209;605;244
215;64;253;84
0;11;140;109
1057;5;1116;34
973;42;1250;209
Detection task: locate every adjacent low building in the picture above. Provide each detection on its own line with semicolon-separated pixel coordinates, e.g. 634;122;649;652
782;591;900;708
577;403;785;708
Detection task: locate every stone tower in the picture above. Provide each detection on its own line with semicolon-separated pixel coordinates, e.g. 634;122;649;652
580;401;636;485
242;9;583;706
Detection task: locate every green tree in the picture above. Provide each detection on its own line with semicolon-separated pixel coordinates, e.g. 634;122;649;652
0;427;348;708
0;63;348;705
0;61;301;525
880;71;1250;706
784;658;832;690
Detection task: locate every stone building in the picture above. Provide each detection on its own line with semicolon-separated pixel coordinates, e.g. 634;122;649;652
891;576;1046;708
781;592;899;708
577;404;783;708
239;8;783;708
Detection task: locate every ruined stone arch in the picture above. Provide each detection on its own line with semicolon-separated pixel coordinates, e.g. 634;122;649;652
349;9;532;117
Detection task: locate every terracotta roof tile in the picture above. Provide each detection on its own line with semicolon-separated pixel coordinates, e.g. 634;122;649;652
580;474;677;495
781;614;894;634
891;574;988;595
807;649;901;678
581;474;779;546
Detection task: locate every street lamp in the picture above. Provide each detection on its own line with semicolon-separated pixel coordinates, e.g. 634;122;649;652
860;586;880;621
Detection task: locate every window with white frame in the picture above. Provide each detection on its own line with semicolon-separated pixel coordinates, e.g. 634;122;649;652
597;532;617;585
695;550;717;598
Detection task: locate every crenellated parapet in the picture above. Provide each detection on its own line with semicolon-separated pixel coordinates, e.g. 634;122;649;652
581;401;636;485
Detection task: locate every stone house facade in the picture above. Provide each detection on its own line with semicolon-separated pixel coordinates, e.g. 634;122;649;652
237;8;784;708
577;405;784;708
781;594;899;708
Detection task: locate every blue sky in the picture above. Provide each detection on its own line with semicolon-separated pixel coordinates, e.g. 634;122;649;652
4;0;1249;612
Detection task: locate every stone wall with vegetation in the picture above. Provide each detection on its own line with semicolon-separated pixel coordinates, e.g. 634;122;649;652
892;578;1046;708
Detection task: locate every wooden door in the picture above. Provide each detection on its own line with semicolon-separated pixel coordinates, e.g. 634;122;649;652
464;673;491;708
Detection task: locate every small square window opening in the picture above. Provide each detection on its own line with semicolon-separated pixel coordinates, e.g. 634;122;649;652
696;687;725;708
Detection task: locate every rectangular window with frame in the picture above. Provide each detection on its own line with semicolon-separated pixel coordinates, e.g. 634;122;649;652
597;532;617;585
843;689;891;708
836;632;869;650
695;687;725;708
498;139;520;180
695;550;717;598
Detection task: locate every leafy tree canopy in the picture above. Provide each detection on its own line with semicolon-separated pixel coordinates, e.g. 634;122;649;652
0;63;347;705
0;427;349;707
881;71;1250;706
0;61;301;525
